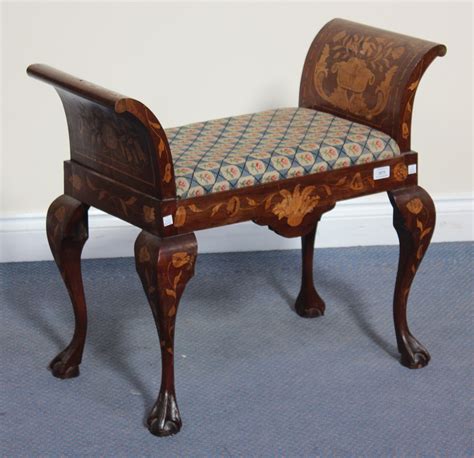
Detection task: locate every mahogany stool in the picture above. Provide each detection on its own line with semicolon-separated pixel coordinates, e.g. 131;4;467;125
28;18;446;436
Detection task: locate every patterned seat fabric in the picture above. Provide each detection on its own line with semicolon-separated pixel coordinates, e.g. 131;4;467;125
166;107;400;199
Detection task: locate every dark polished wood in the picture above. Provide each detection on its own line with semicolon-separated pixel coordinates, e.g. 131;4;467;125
27;64;175;199
46;195;89;378
388;186;435;368
28;18;446;436
299;18;446;152
295;221;326;317
63;153;417;238
134;231;197;436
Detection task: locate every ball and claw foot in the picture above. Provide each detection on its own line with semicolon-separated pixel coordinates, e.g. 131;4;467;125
294;289;325;318
49;349;80;379
147;391;182;437
399;334;431;369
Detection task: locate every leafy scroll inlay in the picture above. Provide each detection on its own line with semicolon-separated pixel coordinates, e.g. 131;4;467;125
403;195;433;273
313;31;405;119
80;173;138;218
401;77;420;140
137;244;195;355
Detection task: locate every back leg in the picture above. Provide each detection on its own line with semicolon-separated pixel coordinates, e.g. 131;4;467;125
47;195;89;378
294;223;326;317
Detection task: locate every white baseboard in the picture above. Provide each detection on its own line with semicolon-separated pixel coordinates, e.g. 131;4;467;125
1;193;472;263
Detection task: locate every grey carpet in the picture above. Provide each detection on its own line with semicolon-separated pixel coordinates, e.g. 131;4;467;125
1;242;472;456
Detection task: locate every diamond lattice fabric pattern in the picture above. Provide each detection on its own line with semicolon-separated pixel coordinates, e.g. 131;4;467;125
166;107;400;199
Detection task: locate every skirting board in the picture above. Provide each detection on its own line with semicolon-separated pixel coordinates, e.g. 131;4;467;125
1;193;472;263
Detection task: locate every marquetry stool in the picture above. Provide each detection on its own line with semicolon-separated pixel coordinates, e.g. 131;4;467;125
28;18;446;436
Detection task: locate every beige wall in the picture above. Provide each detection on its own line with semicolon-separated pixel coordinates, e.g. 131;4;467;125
1;1;472;217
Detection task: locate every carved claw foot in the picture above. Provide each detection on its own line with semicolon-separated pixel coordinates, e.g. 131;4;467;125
147;390;182;437
49;348;80;379
294;289;325;317
399;334;431;369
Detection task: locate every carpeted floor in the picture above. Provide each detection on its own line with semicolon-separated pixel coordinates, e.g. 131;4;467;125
1;242;472;456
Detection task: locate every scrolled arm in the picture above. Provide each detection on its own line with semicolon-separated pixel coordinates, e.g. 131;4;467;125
299;18;446;151
27;64;175;199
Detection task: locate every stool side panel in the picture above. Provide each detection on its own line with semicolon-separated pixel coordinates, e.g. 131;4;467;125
299;18;446;151
27;64;176;199
59;91;158;194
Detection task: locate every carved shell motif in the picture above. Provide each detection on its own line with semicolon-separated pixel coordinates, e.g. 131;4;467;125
313;30;405;120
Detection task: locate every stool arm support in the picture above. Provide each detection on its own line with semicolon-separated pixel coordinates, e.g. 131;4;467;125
27;64;176;199
299;18;446;152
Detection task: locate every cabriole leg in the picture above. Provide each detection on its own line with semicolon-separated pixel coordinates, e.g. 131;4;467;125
46;194;89;379
388;186;435;369
134;231;197;437
294;223;326;317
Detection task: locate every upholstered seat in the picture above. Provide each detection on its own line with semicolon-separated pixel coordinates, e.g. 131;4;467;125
166;107;400;199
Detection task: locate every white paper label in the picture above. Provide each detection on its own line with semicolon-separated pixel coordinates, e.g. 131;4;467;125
373;166;390;180
163;215;173;227
408;163;417;175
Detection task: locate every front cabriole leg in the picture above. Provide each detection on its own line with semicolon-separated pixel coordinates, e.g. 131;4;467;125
388;186;435;369
46;194;89;379
134;231;197;437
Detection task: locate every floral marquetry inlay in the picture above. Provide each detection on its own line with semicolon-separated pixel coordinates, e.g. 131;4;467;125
272;185;320;227
135;233;197;356
389;187;435;280
393;163;408;182
406;198;423;215
168;156;421;232
173;181;335;230
313;30;405;120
